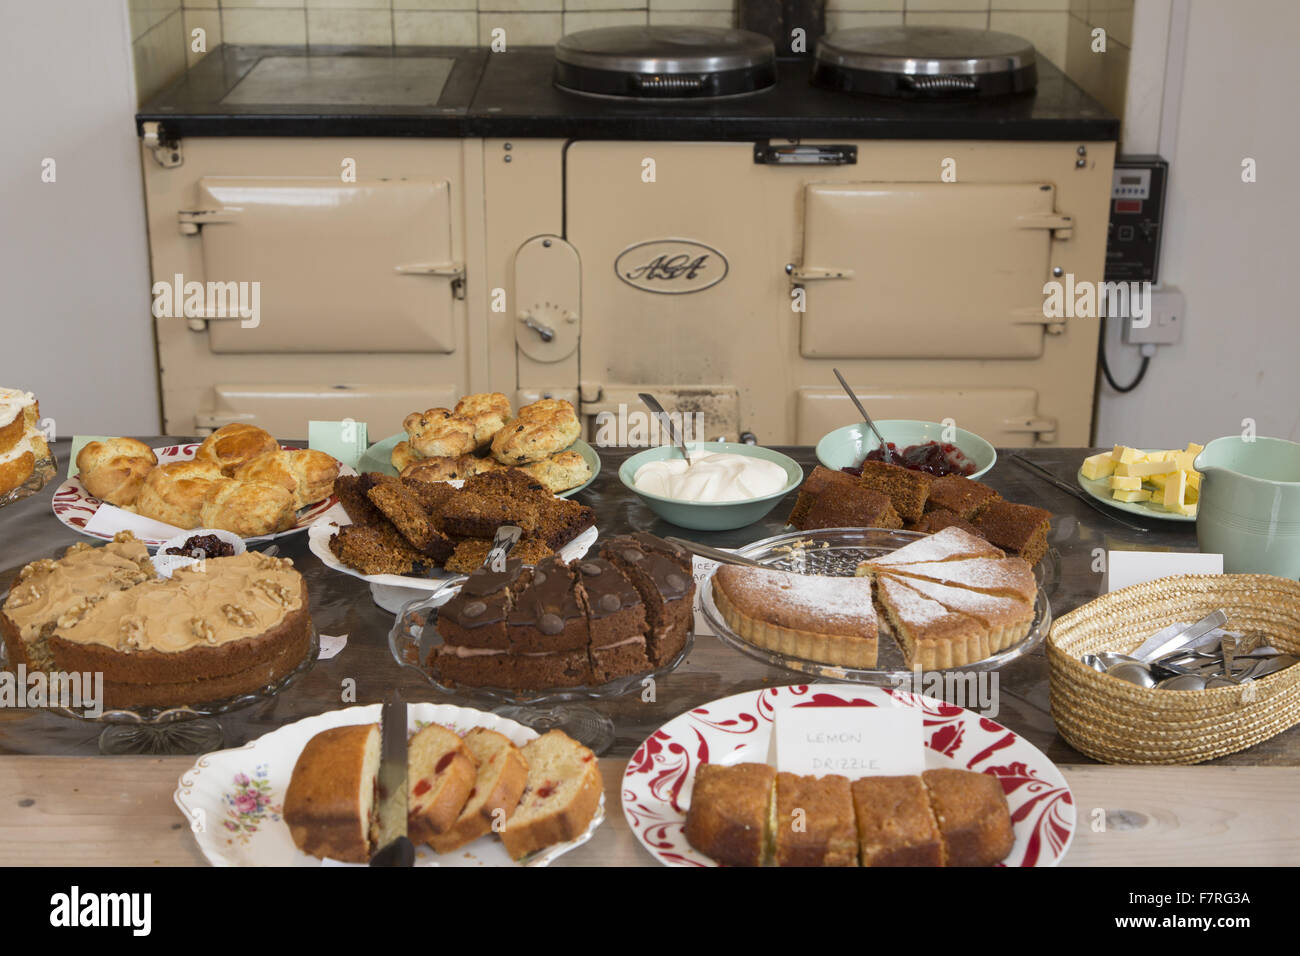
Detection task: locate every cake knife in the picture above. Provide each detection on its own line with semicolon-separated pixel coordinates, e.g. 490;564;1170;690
664;537;767;569
1008;454;1151;533
370;692;414;867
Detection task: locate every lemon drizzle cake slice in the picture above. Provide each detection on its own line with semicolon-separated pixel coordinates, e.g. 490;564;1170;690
712;564;878;668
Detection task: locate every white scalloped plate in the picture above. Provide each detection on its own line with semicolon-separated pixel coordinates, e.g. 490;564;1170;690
175;702;604;867
52;443;353;548
623;684;1074;867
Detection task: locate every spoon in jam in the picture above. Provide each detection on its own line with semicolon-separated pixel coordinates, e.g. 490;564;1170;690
832;368;892;465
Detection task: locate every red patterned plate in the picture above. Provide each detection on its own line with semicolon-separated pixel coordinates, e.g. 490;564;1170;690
51;443;351;549
622;683;1074;867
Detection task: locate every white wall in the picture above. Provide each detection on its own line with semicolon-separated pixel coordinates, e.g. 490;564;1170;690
0;0;159;436
1095;0;1300;447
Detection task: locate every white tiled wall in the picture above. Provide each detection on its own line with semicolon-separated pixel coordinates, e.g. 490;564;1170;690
130;0;1128;111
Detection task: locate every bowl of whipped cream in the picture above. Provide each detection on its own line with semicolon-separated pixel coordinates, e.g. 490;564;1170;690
618;441;803;531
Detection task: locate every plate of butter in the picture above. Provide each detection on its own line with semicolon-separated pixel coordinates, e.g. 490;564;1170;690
1076;444;1202;522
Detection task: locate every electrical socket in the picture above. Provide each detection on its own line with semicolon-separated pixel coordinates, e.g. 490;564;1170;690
1124;287;1183;346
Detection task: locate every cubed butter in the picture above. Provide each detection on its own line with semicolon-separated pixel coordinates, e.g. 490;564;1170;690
1185;442;1205;457
1111;445;1143;464
1170;501;1197;516
1108;475;1142;491
1162;469;1188;509
1112;489;1152;503
1081;452;1118;480
1186;485;1199;504
1149;473;1169;489
1117;458;1178;478
1187;470;1201;490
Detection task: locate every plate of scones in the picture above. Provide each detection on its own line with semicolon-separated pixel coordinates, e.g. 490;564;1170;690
622;684;1075;867
360;393;600;497
52;423;346;548
175;701;604;867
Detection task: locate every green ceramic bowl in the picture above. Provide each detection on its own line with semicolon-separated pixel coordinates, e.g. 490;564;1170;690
618;442;804;531
816;420;997;480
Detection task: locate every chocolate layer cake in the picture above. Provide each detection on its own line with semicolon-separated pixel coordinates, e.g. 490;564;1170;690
507;556;589;653
427;534;691;691
600;537;694;665
575;557;650;683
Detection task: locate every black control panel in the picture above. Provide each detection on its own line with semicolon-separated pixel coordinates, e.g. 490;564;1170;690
1105;155;1168;283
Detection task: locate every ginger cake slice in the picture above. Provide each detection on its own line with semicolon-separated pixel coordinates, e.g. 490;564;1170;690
711;565;877;668
856;460;934;524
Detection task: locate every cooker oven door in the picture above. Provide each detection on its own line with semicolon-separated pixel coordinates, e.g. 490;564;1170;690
796;182;1070;358
189;178;462;353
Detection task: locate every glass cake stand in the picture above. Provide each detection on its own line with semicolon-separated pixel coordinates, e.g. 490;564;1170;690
389;584;692;755
0;452;56;508
699;527;1053;687
0;632;320;755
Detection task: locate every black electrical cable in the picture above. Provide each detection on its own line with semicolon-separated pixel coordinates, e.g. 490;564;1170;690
1098;316;1151;393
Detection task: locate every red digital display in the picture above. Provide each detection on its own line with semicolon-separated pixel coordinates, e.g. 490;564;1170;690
1115;199;1141;213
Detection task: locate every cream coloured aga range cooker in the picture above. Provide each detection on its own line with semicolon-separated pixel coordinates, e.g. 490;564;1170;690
139;28;1117;445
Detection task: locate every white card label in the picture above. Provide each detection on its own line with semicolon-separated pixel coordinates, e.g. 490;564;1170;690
1104;550;1223;593
690;555;720;635
769;706;925;779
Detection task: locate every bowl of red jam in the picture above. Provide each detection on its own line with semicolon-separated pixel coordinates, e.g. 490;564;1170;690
815;420;997;480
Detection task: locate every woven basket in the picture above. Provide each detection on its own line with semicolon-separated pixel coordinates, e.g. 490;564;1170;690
1047;574;1300;765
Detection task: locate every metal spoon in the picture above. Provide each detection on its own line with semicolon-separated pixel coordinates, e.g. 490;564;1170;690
832;367;892;465
639;393;692;467
664;537;768;569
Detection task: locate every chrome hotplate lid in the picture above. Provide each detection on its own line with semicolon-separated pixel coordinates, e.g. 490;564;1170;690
814;26;1037;97
554;25;777;98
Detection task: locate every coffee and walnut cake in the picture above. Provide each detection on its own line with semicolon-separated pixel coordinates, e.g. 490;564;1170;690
1;533;313;708
427;533;693;691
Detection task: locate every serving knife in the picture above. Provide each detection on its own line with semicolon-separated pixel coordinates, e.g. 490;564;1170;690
370;692;414;867
1008;453;1151;533
664;537;767;569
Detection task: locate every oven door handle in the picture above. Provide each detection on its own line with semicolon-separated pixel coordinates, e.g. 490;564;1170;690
394;261;465;279
787;264;854;281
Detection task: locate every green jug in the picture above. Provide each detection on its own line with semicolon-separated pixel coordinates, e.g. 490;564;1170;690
1194;435;1300;578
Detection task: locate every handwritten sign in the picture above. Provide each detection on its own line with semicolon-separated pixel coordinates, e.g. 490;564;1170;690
768;706;925;779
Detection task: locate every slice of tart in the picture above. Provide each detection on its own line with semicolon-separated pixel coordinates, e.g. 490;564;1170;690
879;556;1037;606
855;527;1004;578
712;565;878;668
874;574;989;670
877;573;1034;654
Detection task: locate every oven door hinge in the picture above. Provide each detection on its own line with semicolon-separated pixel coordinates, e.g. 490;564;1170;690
141;122;182;168
395;261;466;300
787;264;855;282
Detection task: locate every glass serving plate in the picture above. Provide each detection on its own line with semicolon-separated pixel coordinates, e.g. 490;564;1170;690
0;631;319;755
700;527;1052;687
389;583;693;752
0;452;56;508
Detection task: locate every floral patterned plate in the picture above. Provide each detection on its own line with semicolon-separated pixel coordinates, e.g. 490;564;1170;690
52;443;351;549
175;702;605;867
622;683;1074;867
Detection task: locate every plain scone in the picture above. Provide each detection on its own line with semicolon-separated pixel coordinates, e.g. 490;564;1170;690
283;724;381;864
499;730;602;860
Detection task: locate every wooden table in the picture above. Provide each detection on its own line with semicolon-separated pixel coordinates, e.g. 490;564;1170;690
3;756;1297;866
3;441;1298;866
